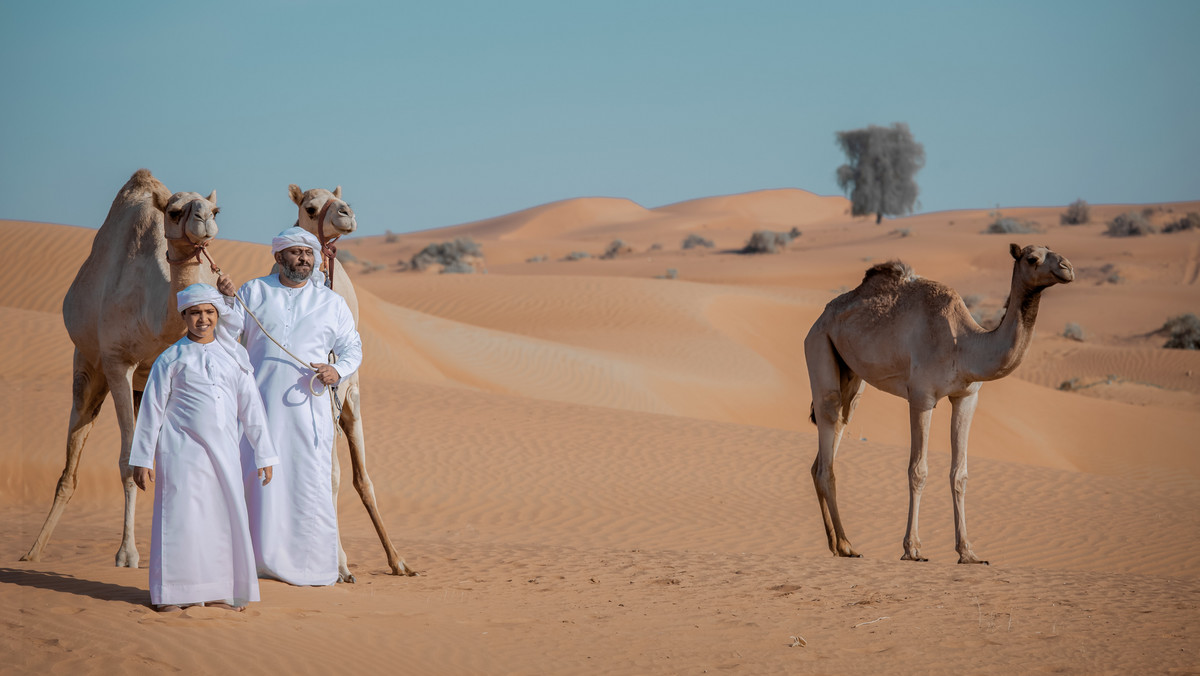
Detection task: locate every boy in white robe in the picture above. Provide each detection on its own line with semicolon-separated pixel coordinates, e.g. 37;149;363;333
129;284;280;611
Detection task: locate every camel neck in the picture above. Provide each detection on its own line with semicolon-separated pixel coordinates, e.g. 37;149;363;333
964;265;1042;382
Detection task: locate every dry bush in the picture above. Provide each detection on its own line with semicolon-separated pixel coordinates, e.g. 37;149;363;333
1164;212;1200;234
681;234;714;249
1060;199;1090;225
563;251;590;261
984;217;1037;234
1161;313;1200;350
410;237;483;272
1105;212;1155;237
1062;322;1085;341
742;228;801;254
600;239;633;260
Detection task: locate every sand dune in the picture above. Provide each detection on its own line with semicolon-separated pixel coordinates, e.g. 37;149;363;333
3;191;1199;674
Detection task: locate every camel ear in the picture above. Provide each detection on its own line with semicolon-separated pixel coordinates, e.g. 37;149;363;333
288;184;304;206
1009;243;1022;260
332;186;342;199
206;190;217;205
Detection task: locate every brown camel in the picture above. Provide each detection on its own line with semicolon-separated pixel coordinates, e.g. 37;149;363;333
22;169;220;567
804;243;1074;564
287;183;414;579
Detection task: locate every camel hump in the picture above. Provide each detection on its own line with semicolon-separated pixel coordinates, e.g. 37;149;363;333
861;260;915;285
124;169;171;211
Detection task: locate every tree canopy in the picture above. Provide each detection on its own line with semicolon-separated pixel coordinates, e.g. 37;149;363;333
835;123;925;224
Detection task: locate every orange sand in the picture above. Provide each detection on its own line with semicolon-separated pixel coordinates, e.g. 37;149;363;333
2;192;1199;674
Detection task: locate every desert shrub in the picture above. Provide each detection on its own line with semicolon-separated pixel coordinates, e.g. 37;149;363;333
410;236;483;272
682;234;714;249
1062;322;1085;341
563;251;590;261
1161;313;1200;350
655;268;678;280
525;255;548;263
984;217;1037;234
742;229;800;254
336;249;359;263
961;294;984;310
1105;212;1155;237
600;239;633;260
891;228;911;238
648;243;663;251
1060;199;1090;225
1164;212;1200;233
440;260;476;274
384;230;398;243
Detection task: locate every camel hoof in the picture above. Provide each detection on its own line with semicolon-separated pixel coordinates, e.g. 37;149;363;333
393;562;419;577
338;571;357;584
115;549;140;569
900;554;929;562
958;557;989;565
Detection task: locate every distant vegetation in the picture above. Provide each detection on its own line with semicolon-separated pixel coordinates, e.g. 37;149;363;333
600;239;633;260
742;228;801;254
1164;212;1200;233
1105;212;1155;237
409;237;484;273
655;268;678;280
1160;313;1200;350
835;122;925;224
682;234;714;249
563;251;590;261
984;217;1038;234
1062;322;1085;341
1060;199;1090;225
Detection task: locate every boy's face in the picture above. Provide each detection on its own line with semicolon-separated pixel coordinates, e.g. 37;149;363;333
183;303;218;341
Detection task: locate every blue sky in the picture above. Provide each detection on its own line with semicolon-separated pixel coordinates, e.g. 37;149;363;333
1;1;1197;244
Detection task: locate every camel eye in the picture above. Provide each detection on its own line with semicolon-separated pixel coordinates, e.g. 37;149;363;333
306;206;317;216
168;209;182;220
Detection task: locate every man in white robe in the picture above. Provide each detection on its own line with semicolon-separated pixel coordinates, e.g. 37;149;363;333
217;227;362;586
129;284;278;611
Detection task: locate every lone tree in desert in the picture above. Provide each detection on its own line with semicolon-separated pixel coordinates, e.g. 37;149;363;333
23;169;220;567
286;183;415;579
835;122;925;224
804;243;1074;563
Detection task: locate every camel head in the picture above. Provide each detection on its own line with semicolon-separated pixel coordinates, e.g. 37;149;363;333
164;190;219;246
1009;243;1075;290
289;184;356;240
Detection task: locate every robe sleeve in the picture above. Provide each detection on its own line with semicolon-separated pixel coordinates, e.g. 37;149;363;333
236;369;280;468
217;293;245;344
127;354;173;469
330;299;363;380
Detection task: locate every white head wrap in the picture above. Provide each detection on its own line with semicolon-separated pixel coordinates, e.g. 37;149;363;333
271;226;325;286
271;226;321;254
177;283;224;314
176;283;254;373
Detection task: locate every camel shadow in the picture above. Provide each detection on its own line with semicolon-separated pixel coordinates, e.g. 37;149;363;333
0;567;148;605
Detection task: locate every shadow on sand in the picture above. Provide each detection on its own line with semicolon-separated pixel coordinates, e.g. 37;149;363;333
0;567;147;605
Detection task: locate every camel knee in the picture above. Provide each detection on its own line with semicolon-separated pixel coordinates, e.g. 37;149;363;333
908;466;928;491
951;471;968;497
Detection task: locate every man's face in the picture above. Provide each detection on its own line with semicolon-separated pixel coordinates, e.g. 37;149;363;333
276;246;315;284
183;303;218;340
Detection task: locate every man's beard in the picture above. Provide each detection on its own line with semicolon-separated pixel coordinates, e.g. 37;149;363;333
280;260;313;283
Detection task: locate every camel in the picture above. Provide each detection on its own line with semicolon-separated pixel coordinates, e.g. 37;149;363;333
286;183;414;579
22;169;220;567
804;243;1074;564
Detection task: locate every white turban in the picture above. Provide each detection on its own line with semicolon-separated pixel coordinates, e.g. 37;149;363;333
177;283;225;314
271;226;321;254
176;283;254;373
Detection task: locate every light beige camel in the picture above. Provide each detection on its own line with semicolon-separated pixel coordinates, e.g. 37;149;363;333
22;169;220;567
804;243;1074;564
287;183;414;579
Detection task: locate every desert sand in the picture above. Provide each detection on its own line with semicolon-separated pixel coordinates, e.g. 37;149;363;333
2;190;1199;674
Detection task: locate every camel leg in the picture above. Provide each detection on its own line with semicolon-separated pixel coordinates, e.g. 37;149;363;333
949;392;988;565
806;336;862;558
330;439;355;583
901;400;933;561
21;352;109;562
340;379;415;576
106;361;141;568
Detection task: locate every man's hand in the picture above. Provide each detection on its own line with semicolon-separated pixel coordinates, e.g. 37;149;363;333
258;466;273;486
216;274;237;297
310;362;341;386
133;467;154;491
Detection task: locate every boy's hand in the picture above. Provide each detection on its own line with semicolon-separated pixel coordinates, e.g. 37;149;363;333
258;466;273;486
133;467;154;491
217;274;237;297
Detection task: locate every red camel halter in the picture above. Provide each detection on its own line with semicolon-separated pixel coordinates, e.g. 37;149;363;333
315;198;341;291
